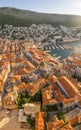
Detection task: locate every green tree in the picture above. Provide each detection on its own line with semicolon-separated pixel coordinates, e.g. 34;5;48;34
27;115;35;130
16;92;30;108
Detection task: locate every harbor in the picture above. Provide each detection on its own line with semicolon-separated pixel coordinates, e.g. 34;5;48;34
43;43;73;51
41;39;81;60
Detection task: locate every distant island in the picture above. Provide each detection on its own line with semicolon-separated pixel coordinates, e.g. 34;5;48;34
0;7;81;26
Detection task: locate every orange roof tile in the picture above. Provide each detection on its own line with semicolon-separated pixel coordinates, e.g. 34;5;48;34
49;59;58;64
48;75;57;84
63;98;75;104
6;53;16;59
26;61;36;71
47;120;64;130
57;76;78;98
16;68;28;75
42;86;57;105
10;75;21;81
36;112;44;130
26;78;46;96
60;123;73;130
17;82;26;90
73;59;81;66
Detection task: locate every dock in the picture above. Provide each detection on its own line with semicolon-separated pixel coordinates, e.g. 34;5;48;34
48;46;51;50
53;54;57;57
42;43;73;51
54;44;59;49
45;46;48;50
55;56;61;60
58;44;64;50
44;50;51;53
52;45;55;49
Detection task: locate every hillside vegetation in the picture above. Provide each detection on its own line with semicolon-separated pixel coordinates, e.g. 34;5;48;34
0;7;81;26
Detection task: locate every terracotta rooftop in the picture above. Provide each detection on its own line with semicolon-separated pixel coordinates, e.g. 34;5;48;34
57;76;78;98
26;78;46;96
26;61;36;71
64;64;72;70
65;108;81;126
42;75;81;106
42;86;57;105
60;123;73;130
49;58;58;64
16;68;28;75
0;62;4;66
6;53;16;59
47;120;64;130
10;75;21;82
2;55;7;60
33;55;43;61
36;112;45;130
63;98;75;105
29;48;58;65
73;59;81;67
48;75;57;84
17;82;26;90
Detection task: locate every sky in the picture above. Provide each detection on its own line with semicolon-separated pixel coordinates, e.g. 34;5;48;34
0;0;81;15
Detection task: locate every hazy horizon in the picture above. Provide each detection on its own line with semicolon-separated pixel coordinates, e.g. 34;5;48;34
0;0;81;16
1;6;81;17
